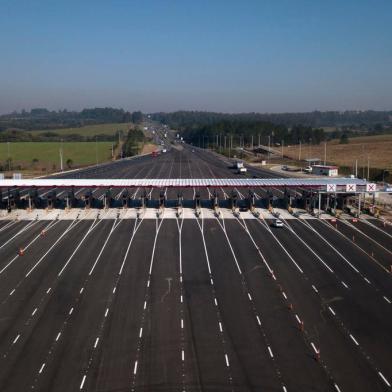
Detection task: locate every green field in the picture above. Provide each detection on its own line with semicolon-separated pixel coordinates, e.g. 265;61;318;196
34;122;131;137
0;142;113;172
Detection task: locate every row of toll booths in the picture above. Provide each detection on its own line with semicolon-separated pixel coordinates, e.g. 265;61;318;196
0;187;352;212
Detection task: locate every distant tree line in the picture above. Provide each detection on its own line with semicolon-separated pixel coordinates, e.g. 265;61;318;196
151;110;392;129
151;110;392;147
180;120;326;147
0;107;144;132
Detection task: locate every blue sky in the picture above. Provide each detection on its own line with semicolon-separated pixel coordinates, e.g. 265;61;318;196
0;0;391;113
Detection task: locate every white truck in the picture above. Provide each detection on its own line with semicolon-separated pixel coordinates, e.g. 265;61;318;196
236;161;247;174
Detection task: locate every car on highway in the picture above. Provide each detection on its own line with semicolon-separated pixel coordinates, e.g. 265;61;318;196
272;219;284;227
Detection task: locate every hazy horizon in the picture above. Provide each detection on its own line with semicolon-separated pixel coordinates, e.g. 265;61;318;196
1;0;391;114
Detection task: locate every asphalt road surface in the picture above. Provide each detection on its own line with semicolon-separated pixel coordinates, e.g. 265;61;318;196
0;146;391;391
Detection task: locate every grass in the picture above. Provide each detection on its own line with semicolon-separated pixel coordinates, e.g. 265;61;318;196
283;134;392;170
0;141;113;172
33;123;132;137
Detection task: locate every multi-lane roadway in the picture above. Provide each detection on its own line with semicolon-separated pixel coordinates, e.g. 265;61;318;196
0;146;391;391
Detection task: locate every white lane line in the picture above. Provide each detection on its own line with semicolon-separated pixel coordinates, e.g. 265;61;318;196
46;287;52;294
26;220;78;278
310;342;319;354
225;354;230;367
364;277;371;284
378;372;391;387
79;287;84;294
147;280;150;287
214;298;218;306
32;308;38;316
383;296;391;304
139;328;143;338
210;278;214;285
143;301;147;310
295;314;301;324
39;363;46;374
133;361;138;375
89;220;118;276
341;281;349;289
104;308;109;317
55;332;61;341
180;295;183;303
282;292;287;299
328;306;336;316
181;350;185;361
283;386;288;392
181;320;184;329
57;219;98;277
12;334;20;344
112;287;116;294
219;322;223;332
312;285;318;293
80;374;87;389
94;337;99;348
9;289;15;296
349;334;359;346
267;346;274;358
247;293;252;301
334;383;342;392
256;315;261;325
284;221;334;273
69;307;74;315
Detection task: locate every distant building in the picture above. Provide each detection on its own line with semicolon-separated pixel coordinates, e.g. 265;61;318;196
311;165;338;177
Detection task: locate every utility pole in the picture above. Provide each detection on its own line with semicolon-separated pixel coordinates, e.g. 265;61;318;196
267;135;270;163
95;136;98;166
59;139;63;171
258;133;260;147
324;142;327;165
367;156;370;180
7;141;11;171
299;140;302;162
355;159;358;178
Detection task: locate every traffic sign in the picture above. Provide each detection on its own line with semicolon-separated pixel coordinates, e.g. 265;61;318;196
366;183;376;192
346;184;357;192
326;184;337;192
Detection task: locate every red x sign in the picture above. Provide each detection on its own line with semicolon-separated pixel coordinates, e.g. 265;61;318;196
366;183;376;192
346;184;356;192
327;184;336;192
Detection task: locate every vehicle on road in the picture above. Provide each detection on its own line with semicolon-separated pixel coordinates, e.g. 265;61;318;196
235;161;247;174
272;219;284;227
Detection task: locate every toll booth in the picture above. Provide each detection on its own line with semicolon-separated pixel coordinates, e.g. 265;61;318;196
47;190;57;209
122;190;129;208
66;189;76;209
211;190;219;209
159;190;166;208
177;191;183;207
230;191;238;210
104;189;112;209
84;191;93;209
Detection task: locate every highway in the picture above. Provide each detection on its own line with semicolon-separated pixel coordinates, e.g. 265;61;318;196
0;145;391;391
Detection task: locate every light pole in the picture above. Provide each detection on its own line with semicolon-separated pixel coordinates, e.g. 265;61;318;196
59;139;64;171
95;136;98;166
7;141;11;171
